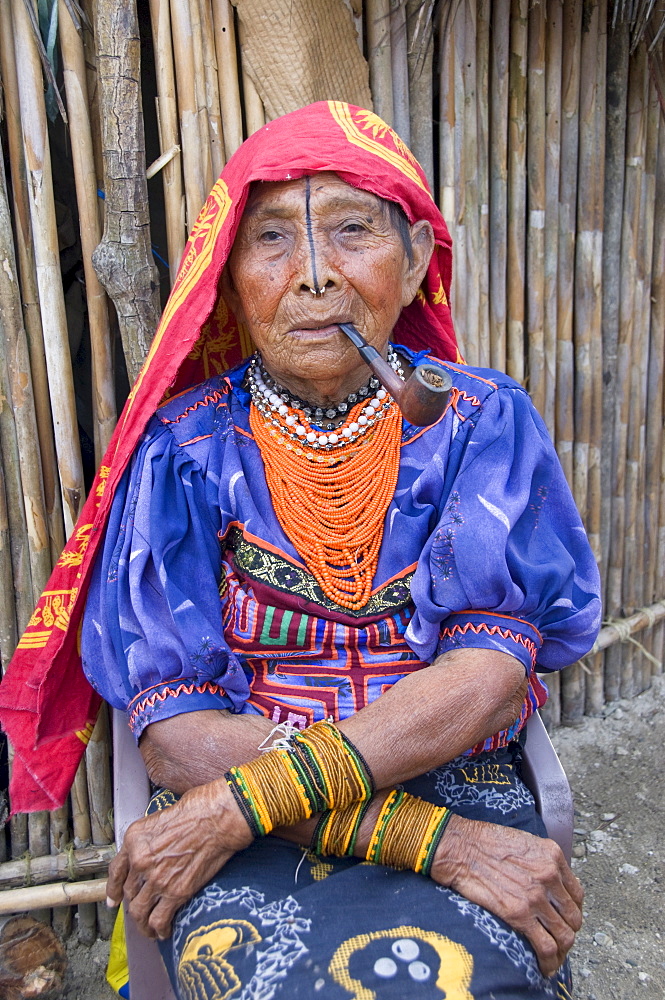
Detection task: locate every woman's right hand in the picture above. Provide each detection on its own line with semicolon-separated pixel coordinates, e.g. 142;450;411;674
107;778;254;940
430;815;583;979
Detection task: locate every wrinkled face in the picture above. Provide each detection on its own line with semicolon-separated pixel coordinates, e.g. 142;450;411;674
221;173;433;397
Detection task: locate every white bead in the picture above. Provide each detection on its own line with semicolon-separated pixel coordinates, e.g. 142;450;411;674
295;425;306;436
342;427;352;438
364;406;376;416
285;415;297;425
278;404;288;415
349;422;359;433
318;435;328;445
376;389;387;399
306;432;317;443
328;433;338;444
269;393;281;406
358;415;368;425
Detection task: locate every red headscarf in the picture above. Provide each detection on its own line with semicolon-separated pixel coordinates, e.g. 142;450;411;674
0;101;458;813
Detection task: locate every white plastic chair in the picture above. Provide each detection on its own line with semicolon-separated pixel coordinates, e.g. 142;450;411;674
113;707;573;1000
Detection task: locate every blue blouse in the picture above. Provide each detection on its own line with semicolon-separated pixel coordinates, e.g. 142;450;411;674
81;349;601;740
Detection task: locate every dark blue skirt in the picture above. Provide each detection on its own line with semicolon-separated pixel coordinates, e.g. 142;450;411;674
151;742;573;999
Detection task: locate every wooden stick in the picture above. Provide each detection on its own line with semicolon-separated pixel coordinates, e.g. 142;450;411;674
406;0;435;190
49;805;72;939
606;40;647;702
190;0;214;195
10;0;85;537
0;460;17;673
70;759;96;945
585;0;607;715
645;114;665;680
526;0;546;414
237;17;264;135
488;0;510;372
506;0;527;384
199;0;225;178
85;704;115;939
557;0;582;724
0;1;64;564
0;879;108;915
476;0;490;368
58;0;116;464
0;140;51;604
169;0;208;230
0;846;115;892
600;20;629;608
148;0;186;283
211;0;243;158
366;0;394;125
453;9;467;353
27;814;50;923
543;0;562;441
390;0;409;144
91;0;162;383
626;70;658;696
462;0;479;367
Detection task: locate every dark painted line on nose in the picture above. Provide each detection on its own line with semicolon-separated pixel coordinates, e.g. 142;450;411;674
305;176;319;293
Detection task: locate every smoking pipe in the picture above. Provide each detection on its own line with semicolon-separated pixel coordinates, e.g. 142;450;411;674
338;323;452;427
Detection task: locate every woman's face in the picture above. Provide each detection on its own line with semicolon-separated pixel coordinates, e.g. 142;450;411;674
221;173;434;399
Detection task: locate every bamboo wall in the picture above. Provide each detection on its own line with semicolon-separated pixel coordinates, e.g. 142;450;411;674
0;0;663;933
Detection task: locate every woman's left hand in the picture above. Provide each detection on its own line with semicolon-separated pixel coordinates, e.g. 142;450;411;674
106;779;254;939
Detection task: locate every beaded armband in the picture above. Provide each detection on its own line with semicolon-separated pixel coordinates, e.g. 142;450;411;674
225;721;374;838
366;789;452;877
312;799;374;858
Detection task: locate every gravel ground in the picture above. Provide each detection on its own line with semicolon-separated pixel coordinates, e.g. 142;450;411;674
61;674;665;999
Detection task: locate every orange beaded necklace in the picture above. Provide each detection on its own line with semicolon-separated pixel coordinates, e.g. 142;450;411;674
249;390;403;611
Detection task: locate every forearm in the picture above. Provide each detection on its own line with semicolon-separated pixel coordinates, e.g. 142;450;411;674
140;647;526;798
337;647;527;789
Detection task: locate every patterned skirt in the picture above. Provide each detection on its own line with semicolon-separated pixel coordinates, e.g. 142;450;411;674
151;741;573;1000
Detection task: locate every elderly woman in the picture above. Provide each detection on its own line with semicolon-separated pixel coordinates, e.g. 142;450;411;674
4;103;600;1000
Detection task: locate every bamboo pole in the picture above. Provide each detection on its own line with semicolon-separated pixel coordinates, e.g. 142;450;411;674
455;0;480;365
438;4;457;250
211;0;244;158
0;460;17;674
462;0;479;367
0;846;115;892
237;19;264;136
191;0;215;195
606;40;647;702
574;0;605;714
169;0;209;230
0;1;64;565
85;705;115;938
489;0;510;373
199;0;225;179
476;0;490;368
542;0;562;442
148;0;186;283
406;0;435;191
366;0;394;126
58;0;116;464
70;759;96;944
506;0;527;384
0;141;51;605
646;121;665;678
557;0;582;723
526;0;546;414
451;9;466;351
0;879;108;916
10;0;84;537
625;70;657;696
49;804;72;939
600;19;629;608
390;0;410;144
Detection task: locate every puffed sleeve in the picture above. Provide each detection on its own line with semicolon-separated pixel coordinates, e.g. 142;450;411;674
81;418;249;740
406;383;602;673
